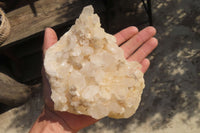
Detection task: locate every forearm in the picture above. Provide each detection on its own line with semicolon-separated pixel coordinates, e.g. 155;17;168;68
29;108;75;133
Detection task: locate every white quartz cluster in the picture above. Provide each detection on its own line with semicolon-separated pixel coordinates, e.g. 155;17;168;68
44;5;145;119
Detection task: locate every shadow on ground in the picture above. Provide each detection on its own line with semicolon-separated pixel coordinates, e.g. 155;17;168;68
80;0;200;132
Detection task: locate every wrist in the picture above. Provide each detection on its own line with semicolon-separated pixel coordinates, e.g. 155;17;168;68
45;107;77;133
29;107;76;133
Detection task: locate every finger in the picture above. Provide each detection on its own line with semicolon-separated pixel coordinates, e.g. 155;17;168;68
114;26;138;45
121;26;156;58
127;37;158;62
43;28;58;55
141;58;150;73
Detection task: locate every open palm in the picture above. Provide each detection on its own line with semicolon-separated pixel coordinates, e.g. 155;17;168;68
42;26;158;132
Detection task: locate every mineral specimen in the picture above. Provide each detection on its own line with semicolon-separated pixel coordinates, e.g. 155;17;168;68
44;5;145;119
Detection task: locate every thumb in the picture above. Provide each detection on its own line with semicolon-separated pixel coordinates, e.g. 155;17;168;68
43;28;58;55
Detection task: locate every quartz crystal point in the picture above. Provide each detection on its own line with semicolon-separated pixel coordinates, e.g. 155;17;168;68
44;5;145;119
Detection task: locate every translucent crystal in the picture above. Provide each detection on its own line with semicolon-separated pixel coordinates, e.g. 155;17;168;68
44;5;145;119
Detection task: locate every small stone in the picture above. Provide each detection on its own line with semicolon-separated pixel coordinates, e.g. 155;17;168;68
0;73;31;107
44;5;145;119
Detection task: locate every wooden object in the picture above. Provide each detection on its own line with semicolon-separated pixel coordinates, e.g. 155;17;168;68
0;0;105;48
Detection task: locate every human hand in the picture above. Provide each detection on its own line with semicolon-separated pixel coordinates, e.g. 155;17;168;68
115;26;157;73
41;26;157;132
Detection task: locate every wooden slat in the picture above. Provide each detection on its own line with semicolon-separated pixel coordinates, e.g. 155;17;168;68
0;0;105;48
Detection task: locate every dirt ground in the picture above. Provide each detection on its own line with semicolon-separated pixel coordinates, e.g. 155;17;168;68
0;0;200;133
